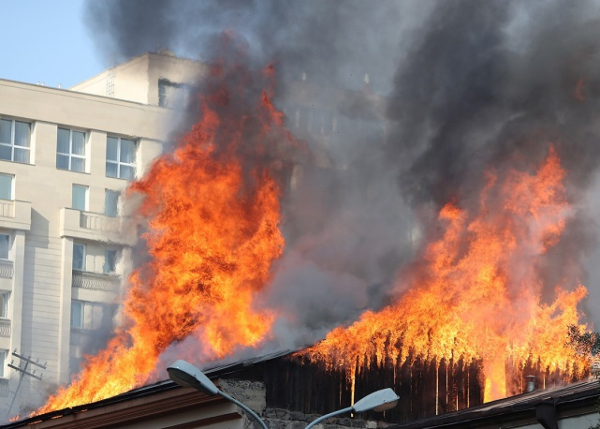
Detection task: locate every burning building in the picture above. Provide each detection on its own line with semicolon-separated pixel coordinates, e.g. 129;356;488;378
4;0;600;426
0;48;393;421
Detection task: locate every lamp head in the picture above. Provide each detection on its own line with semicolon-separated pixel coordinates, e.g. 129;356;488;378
352;388;399;413
167;360;219;395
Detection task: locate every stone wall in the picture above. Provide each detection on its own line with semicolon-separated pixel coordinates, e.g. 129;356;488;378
263;407;393;429
219;378;394;429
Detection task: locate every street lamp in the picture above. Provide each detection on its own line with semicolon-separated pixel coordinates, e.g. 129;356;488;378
168;359;399;429
305;388;399;429
167;359;268;429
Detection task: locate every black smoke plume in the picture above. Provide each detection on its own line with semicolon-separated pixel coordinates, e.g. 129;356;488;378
388;0;600;208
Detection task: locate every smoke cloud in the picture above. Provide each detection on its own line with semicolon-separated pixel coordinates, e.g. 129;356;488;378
387;0;600;206
384;0;600;314
84;0;426;356
86;0;426;92
83;0;600;364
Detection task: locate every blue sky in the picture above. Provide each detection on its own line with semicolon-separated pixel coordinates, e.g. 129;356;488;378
0;0;105;88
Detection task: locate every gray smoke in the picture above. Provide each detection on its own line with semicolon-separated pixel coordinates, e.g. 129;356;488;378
388;0;600;207
86;0;425;92
385;0;600;314
84;0;426;354
84;0;600;358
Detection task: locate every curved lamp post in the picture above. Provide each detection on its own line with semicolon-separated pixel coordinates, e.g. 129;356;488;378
305;388;399;429
167;359;268;429
168;359;399;429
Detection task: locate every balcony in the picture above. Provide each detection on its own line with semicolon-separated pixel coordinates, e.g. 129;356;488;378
0;260;13;279
60;208;136;245
0;319;11;337
72;270;120;293
0;200;31;231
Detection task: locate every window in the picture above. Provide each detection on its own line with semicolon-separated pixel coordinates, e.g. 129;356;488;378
0;174;12;201
73;243;86;271
106;137;135;180
0;235;10;260
103;249;117;274
0;350;6;378
158;79;187;107
0;293;9;318
71;301;83;328
104;189;120;217
0;119;30;164
72;185;88;211
57;128;86;172
71;300;107;330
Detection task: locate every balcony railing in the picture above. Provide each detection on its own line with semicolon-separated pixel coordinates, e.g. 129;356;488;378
80;212;121;234
0;201;13;218
60;208;135;245
0;319;11;337
0;200;31;231
72;270;120;293
0;260;13;279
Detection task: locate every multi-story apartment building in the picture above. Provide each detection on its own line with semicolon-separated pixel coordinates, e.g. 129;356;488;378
0;51;203;417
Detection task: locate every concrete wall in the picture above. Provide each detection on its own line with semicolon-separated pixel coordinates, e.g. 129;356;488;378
0;76;167;417
71;52;206;106
220;379;393;429
146;52;206;106
70;55;149;103
0;51;207;419
262;408;393;429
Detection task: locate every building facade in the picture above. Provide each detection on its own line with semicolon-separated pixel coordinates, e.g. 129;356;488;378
0;50;391;420
0;51;204;418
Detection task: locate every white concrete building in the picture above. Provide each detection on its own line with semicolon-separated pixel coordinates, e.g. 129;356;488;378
0;51;203;418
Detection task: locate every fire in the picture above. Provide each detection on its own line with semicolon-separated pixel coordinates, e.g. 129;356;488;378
35;55;294;413
303;146;590;402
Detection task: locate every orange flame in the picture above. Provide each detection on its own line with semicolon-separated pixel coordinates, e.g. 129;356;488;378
303;146;590;402
35;59;294;414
